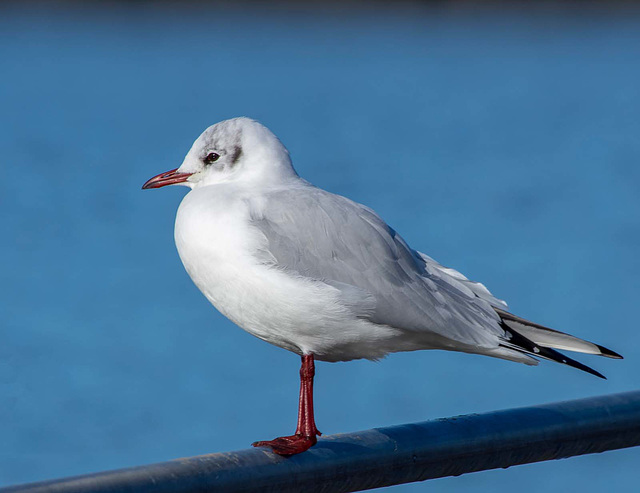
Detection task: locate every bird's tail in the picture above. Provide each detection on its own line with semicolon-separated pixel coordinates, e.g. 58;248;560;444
495;308;622;379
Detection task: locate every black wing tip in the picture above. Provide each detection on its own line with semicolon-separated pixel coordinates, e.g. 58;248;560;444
572;361;607;380
542;349;607;379
496;309;623;363
540;347;607;379
596;344;623;360
502;325;607;379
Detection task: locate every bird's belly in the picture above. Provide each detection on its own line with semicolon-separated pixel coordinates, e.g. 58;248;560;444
174;197;399;360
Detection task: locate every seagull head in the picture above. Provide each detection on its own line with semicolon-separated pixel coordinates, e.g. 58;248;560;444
142;117;297;190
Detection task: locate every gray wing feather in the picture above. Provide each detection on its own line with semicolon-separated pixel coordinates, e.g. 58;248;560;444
416;252;509;311
249;185;506;348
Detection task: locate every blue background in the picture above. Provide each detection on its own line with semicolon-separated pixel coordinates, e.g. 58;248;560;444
1;3;639;491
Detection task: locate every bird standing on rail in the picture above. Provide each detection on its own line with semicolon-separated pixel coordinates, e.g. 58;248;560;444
143;117;622;456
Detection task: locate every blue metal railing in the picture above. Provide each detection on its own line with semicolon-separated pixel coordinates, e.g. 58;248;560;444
3;391;640;493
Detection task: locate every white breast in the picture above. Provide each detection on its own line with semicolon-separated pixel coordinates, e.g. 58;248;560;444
173;185;400;362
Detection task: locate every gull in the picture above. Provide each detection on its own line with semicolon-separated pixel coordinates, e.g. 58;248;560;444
142;117;622;456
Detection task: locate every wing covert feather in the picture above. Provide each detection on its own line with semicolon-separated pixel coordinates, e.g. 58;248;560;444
249;186;505;348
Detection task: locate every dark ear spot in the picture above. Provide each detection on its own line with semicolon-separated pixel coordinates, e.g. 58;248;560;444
230;146;243;166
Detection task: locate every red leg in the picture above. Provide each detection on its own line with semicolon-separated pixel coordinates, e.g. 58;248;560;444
252;354;321;456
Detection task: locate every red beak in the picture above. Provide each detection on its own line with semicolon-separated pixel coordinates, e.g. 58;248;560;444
142;168;193;190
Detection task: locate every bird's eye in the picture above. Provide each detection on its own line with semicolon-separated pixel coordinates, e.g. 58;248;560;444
203;152;220;164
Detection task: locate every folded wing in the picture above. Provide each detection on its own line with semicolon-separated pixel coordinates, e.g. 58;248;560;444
249;185;506;350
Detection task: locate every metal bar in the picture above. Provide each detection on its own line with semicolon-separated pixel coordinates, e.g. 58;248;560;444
3;391;640;493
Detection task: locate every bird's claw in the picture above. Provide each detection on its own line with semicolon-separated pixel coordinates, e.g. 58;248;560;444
252;434;317;456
